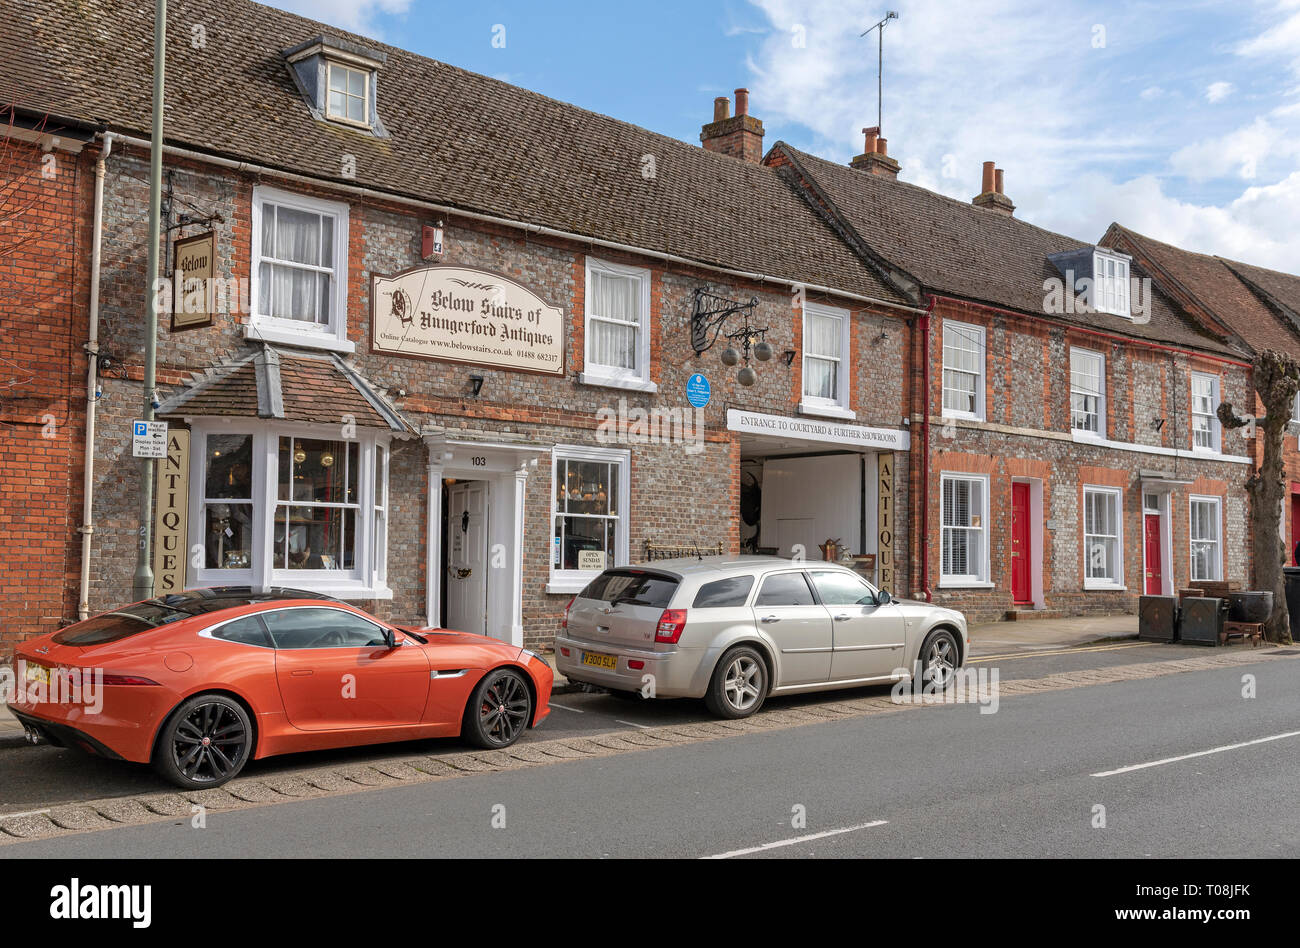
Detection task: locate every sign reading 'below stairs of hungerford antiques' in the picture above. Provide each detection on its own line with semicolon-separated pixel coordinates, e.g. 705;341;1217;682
370;265;565;375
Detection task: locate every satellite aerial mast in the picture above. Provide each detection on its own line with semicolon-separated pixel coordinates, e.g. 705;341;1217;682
861;11;899;133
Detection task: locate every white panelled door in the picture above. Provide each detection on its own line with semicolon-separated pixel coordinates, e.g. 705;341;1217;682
446;482;488;636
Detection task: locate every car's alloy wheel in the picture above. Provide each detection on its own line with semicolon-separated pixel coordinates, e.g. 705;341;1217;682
154;694;252;789
705;646;768;719
464;669;532;748
921;630;959;689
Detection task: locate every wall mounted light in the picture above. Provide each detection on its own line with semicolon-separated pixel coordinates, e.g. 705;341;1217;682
783;349;797;367
468;374;484;398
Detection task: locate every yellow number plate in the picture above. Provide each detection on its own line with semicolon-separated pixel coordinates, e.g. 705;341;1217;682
582;651;618;670
25;663;50;686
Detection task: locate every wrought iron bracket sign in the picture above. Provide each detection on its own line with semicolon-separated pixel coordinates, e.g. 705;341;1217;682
691;288;763;355
690;288;772;387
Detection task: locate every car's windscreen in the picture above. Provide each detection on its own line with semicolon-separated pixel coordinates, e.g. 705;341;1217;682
581;570;679;608
52;602;194;645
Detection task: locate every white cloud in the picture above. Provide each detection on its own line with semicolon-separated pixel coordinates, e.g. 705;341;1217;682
258;0;411;35
1206;81;1234;103
742;0;1300;274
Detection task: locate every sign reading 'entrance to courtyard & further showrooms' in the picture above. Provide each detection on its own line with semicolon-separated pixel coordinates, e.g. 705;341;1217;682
726;409;910;451
371;265;565;375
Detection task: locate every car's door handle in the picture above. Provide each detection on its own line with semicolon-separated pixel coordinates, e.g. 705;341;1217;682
760;615;780;623
834;614;851;621
290;669;313;677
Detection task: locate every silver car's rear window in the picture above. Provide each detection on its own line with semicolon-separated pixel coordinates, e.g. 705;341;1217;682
692;576;755;608
581;570;679;608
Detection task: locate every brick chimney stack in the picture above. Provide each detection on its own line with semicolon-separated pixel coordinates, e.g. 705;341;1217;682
973;161;1015;215
701;88;766;164
849;126;900;179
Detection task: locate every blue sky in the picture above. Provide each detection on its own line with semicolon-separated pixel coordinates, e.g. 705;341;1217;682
264;0;1300;271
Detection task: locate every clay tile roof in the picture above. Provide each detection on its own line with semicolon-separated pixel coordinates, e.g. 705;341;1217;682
775;143;1243;357
3;0;910;308
1107;225;1300;359
158;346;415;433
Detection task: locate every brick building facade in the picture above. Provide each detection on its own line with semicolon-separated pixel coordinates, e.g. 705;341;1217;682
0;123;93;656
4;0;918;654
768;141;1256;621
4;0;1297;653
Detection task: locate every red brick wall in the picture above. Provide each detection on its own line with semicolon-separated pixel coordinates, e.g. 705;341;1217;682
0;138;89;654
916;296;1254;621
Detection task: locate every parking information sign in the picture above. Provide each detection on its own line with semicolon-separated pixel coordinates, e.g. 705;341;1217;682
132;420;168;459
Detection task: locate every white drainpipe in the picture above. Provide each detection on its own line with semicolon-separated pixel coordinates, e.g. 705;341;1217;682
78;133;114;620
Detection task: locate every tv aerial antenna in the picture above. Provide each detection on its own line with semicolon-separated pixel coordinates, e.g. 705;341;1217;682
861;11;899;133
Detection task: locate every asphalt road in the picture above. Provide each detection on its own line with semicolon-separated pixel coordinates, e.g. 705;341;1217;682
0;639;1201;809
6;654;1296;857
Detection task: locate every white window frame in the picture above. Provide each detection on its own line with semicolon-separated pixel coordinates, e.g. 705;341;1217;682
1189;495;1223;582
1190;372;1221;453
1082;486;1124;590
580;257;655;392
326;62;370;127
549;444;631;591
1092;251;1131;318
187;421;391;599
248;185;353;353
799;301;854;419
1070;347;1106;437
941;320;985;421
939;472;991;587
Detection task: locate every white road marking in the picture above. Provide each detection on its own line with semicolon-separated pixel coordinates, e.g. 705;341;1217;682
702;820;888;859
0;808;51;821
1092;729;1300;777
547;702;585;713
615;719;651;729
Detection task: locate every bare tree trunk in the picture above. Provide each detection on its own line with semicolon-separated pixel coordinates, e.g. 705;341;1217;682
1219;349;1300;644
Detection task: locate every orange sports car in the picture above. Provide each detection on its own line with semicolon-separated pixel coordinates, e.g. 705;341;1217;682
6;588;552;788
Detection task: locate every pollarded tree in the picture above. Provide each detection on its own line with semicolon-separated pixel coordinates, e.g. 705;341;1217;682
1218;348;1300;644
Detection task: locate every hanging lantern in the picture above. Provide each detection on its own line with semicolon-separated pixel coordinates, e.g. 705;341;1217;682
720;347;740;367
754;341;774;362
737;366;757;387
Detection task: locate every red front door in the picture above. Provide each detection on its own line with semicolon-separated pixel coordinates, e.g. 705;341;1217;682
1011;483;1031;604
1144;514;1163;595
1290;492;1300;565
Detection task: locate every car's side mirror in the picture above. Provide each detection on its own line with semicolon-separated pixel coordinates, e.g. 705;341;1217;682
383;629;400;648
876;589;892;606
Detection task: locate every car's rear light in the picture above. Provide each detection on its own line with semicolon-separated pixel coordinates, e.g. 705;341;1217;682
561;597;575;629
100;674;161;686
654;609;687;644
559;647;571;657
628;659;645;670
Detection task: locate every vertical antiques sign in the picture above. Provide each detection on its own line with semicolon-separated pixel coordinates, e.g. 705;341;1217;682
371;265;565;375
170;231;216;330
153;429;190;595
877;452;895;594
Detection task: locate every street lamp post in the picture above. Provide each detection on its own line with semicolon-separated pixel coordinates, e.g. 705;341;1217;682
132;0;167;603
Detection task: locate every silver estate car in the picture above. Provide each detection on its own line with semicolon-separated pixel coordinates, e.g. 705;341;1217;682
555;556;968;718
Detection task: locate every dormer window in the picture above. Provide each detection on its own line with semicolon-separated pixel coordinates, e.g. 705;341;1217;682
283;35;388;137
327;63;369;125
1093;251;1130;317
1047;246;1133;319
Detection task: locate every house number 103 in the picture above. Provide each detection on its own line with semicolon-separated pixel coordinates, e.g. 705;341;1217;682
471;456;486;466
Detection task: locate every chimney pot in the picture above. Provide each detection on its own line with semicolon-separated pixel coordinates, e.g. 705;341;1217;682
876;137;888;157
994;168;1005;195
862;126;880;155
700;87;765;163
981;161;995;194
